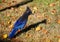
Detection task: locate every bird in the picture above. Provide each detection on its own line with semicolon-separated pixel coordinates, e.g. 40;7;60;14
8;7;32;39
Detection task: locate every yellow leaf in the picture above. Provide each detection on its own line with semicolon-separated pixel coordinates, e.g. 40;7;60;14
58;38;60;42
32;10;35;13
32;7;38;13
9;24;13;28
2;34;8;39
7;21;11;24
33;7;38;10
35;26;42;31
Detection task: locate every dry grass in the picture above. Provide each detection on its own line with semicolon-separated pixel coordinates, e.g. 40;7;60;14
0;0;60;42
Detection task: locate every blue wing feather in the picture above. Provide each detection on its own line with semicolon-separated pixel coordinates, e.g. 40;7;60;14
9;19;27;38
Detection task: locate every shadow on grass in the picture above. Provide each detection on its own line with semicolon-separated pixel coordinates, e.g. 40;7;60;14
14;19;47;37
0;0;33;12
0;19;46;42
0;38;11;42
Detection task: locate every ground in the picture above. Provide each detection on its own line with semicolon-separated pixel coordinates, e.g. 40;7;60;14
0;0;60;42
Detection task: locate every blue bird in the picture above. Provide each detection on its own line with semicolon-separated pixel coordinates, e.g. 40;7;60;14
8;7;32;39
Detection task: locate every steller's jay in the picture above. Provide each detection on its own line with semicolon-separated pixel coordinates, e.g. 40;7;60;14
8;7;32;39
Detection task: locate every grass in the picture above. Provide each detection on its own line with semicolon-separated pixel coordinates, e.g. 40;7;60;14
0;0;60;42
0;0;2;3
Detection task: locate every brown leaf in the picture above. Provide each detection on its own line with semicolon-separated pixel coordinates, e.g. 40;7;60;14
6;13;10;17
0;5;2;8
57;19;60;24
47;17;51;24
54;36;60;38
1;21;4;25
51;9;56;14
7;21;11;25
8;2;11;6
42;29;48;34
25;33;32;38
11;7;15;10
12;1;17;3
12;16;15;19
2;0;5;3
49;3;55;7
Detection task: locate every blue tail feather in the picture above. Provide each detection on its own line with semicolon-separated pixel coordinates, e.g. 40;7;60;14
9;28;18;38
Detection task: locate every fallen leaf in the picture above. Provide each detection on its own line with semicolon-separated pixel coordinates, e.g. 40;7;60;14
42;29;48;34
1;21;4;25
32;10;35;13
33;7;38;10
57;19;60;24
58;38;60;42
8;2;11;6
25;33;32;38
12;1;17;3
32;6;38;13
12;16;16;20
2;34;8;39
7;21;11;24
0;5;2;8
6;13;10;17
46;38;51;42
35;26;42;31
2;0;5;3
51;9;56;14
49;3;55;7
11;7;15;10
46;17;51;24
9;24;13;28
54;36;60;38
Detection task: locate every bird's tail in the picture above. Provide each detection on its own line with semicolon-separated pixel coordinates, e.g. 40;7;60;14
8;28;18;39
